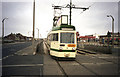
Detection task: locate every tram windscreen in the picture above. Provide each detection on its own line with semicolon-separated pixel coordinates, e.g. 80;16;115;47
60;33;74;43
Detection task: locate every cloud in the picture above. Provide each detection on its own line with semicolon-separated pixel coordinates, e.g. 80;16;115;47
1;1;118;38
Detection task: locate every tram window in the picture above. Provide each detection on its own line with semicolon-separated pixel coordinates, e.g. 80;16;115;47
53;33;58;41
50;33;58;41
48;35;51;41
60;33;74;43
50;34;53;41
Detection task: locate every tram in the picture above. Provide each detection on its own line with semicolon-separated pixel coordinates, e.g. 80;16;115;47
47;15;77;59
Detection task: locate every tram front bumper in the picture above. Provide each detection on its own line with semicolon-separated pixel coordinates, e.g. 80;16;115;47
50;50;77;58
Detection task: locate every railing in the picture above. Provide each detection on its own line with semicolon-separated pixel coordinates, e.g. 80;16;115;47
77;41;120;54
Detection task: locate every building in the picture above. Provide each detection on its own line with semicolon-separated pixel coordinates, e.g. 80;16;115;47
99;32;120;45
79;35;96;42
4;33;27;41
26;37;32;41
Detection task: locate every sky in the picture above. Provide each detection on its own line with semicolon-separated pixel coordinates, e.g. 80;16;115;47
0;0;119;38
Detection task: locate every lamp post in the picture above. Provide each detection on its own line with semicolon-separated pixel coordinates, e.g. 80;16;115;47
32;0;35;55
107;15;114;48
36;28;39;39
2;17;8;44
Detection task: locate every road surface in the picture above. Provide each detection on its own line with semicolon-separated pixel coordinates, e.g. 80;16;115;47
1;39;119;77
2;41;32;58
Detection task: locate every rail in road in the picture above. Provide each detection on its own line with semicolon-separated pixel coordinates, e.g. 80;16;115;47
77;49;97;55
56;60;68;77
77;49;118;64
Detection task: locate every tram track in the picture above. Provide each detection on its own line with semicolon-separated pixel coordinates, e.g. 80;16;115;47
74;60;99;76
92;55;118;65
55;60;68;77
44;39;117;75
77;49;117;64
77;49;96;55
55;58;99;76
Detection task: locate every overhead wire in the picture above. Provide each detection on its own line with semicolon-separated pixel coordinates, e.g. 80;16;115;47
73;2;95;19
57;0;61;5
78;2;95;15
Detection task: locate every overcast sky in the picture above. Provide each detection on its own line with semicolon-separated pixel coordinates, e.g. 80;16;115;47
1;0;119;38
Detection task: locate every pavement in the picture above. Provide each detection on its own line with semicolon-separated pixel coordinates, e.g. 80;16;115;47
14;40;40;55
14;45;35;55
43;41;64;75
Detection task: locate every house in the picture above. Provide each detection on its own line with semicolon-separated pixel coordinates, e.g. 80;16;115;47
4;33;27;41
99;32;120;45
79;35;96;42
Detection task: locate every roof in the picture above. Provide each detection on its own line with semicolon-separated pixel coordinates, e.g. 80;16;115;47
52;25;75;31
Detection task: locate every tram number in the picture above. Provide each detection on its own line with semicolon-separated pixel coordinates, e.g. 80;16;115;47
64;53;70;57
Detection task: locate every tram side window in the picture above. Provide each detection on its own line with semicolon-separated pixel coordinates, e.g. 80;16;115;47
52;33;58;41
49;34;53;41
50;34;53;41
48;35;51;41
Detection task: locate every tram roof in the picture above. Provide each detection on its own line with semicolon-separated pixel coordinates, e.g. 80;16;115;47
52;25;76;31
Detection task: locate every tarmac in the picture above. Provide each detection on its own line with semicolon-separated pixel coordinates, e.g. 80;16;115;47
8;40;64;75
4;40;118;76
14;41;40;56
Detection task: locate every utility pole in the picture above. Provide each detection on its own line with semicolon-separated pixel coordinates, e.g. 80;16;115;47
28;32;30;37
52;0;89;26
107;15;114;48
36;28;39;39
33;0;35;55
69;0;72;25
2;18;8;44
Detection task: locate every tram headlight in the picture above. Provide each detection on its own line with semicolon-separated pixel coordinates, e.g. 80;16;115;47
72;47;75;50
59;47;63;50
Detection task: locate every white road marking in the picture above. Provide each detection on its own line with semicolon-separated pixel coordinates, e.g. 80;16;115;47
1;64;43;67
59;62;79;65
33;51;36;55
21;53;28;55
2;54;14;60
2;56;9;59
40;67;42;75
98;56;118;59
81;62;113;65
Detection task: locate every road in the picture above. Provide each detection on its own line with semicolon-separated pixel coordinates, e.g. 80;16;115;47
2;41;32;58
1;39;119;77
2;40;43;76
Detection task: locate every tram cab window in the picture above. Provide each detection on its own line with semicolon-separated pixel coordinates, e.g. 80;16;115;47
60;33;74;43
51;33;58;41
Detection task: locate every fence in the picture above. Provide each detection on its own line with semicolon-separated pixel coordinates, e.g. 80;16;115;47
77;41;119;54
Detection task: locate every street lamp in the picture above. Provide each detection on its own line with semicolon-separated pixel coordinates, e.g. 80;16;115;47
36;28;39;39
2;17;8;44
107;15;114;48
32;0;36;55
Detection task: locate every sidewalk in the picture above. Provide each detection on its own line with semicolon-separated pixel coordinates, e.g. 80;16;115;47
43;41;63;75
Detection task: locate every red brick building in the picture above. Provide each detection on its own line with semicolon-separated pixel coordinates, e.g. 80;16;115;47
79;36;96;42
